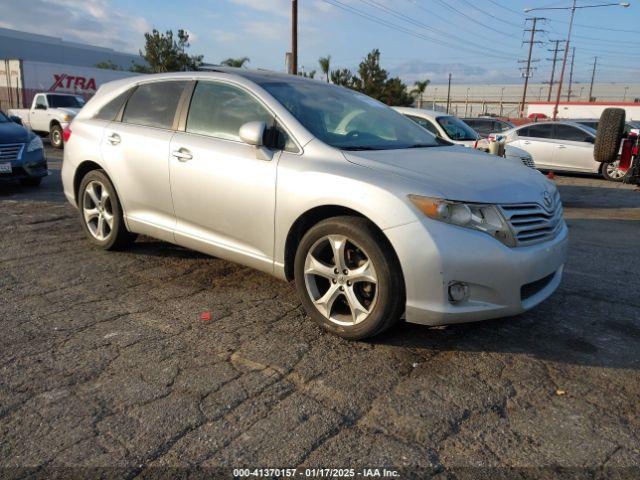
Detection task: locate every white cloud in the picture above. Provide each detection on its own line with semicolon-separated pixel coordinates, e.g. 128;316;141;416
0;0;150;53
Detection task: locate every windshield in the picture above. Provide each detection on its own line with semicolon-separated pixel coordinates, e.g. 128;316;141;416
0;111;8;122
436;116;480;141
259;80;440;150
47;95;85;108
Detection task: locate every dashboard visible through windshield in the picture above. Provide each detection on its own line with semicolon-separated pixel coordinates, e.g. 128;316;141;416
259;80;442;151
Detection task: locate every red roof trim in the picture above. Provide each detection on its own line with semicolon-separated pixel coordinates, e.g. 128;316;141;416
529;101;640;107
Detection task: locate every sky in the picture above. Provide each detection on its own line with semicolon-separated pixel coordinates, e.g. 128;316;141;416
1;0;639;85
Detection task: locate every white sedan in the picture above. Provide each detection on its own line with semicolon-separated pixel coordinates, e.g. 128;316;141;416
394;107;536;169
500;121;622;181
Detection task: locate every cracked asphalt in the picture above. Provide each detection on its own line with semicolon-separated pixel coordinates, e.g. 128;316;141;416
1;145;639;479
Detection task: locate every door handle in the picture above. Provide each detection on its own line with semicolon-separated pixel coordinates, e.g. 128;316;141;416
523;141;531;145
107;133;121;145
557;145;567;149
172;148;193;162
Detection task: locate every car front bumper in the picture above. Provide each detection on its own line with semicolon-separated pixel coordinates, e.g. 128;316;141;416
0;148;48;182
384;217;568;325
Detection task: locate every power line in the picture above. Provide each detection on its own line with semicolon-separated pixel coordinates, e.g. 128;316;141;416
431;0;520;38
319;0;518;60
454;0;525;29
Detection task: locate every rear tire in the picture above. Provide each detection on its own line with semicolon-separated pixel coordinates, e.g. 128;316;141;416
19;177;42;187
293;216;404;340
594;108;625;164
78;170;135;250
50;124;64;149
601;159;628;182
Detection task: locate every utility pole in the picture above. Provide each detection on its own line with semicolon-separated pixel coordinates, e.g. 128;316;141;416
464;88;470;116
588;56;597;102
499;87;505;116
519;17;544;117
566;47;576;101
446;73;452;114
546;40;565;102
291;0;298;75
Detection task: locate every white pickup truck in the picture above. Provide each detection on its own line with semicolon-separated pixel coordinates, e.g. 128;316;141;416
9;93;85;149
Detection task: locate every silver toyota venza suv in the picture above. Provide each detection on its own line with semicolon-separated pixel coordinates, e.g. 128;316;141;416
62;69;568;339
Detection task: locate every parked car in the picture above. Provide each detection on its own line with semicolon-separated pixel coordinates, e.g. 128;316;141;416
9;93;85;149
62;70;567;340
575;118;639;137
0;110;47;186
461;117;515;137
394;107;535;168
502;121;624;181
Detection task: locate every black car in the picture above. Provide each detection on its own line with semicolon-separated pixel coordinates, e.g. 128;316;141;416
575;118;639;137
0;110;47;186
461;117;515;138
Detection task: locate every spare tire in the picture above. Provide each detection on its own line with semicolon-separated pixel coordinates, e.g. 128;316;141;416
594;108;625;163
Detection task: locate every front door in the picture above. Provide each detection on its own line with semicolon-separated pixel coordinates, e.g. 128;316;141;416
30;94;49;132
169;80;286;274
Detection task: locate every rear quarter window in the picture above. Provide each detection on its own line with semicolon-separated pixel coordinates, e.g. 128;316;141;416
122;81;187;129
94;89;134;121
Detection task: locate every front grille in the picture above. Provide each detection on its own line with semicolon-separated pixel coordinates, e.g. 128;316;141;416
521;156;536;168
499;190;564;246
0;143;24;162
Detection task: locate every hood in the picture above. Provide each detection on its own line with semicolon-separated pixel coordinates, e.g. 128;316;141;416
58;108;80;117
0;120;30;144
344;145;553;204
452;139;477;147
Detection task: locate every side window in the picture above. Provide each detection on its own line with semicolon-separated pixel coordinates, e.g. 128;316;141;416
94;89;133;121
35;95;47;109
555;124;592;142
521;123;553;139
122;81;187;129
407;115;438;136
186;81;274;142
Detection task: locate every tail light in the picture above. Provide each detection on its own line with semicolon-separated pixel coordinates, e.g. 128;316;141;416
62;126;72;143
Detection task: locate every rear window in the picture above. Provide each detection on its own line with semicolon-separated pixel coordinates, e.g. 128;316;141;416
518;123;554;139
94;89;133;121
122;81;187;129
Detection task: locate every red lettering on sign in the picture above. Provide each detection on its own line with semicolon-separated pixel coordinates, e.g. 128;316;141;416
49;74;98;92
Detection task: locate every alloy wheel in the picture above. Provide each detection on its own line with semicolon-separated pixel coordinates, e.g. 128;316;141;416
304;234;378;326
82;180;114;241
606;160;626;180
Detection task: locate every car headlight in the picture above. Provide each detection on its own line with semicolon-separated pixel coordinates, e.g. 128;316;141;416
26;135;44;152
408;195;516;247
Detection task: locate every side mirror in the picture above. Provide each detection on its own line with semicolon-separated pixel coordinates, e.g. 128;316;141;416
35;104;47;110
9;116;22;125
239;121;266;147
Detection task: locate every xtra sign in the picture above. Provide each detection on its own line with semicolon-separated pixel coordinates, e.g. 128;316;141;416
49;74;98;92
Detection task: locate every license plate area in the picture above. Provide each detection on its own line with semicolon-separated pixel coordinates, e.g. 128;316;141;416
0;162;12;174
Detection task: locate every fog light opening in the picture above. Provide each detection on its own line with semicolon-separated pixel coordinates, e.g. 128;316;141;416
448;282;469;304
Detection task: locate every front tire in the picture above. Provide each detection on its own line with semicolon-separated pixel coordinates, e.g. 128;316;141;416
294;216;404;340
78;170;135;250
50;124;64;149
601;159;628;182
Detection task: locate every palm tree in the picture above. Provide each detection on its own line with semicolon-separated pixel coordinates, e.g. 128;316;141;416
221;57;250;68
412;79;430;108
318;55;331;83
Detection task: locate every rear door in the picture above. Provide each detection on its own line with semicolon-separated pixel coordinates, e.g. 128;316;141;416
168;80;294;273
551;124;598;172
100;80;188;242
512;123;557;169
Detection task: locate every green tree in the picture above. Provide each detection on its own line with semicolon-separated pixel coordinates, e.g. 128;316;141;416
330;68;359;89
221;57;250;68
138;29;203;73
318;55;331;83
94;60;122;71
383;77;414;106
412;79;430;108
357;49;387;100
